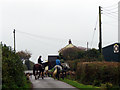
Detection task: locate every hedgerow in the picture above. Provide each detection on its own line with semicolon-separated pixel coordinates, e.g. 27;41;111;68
1;44;31;89
67;61;120;87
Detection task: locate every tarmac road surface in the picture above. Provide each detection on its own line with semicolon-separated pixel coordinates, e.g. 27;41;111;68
25;70;78;89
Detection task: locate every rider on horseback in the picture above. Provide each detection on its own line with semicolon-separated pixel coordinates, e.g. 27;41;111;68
38;56;43;64
54;56;62;71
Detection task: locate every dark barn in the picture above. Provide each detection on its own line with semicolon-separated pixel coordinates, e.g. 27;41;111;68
48;55;59;69
102;43;120;62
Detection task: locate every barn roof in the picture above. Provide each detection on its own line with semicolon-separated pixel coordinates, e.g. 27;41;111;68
102;43;120;49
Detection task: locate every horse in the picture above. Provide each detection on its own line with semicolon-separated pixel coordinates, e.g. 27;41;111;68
53;66;61;80
53;63;70;80
61;63;70;77
33;61;50;80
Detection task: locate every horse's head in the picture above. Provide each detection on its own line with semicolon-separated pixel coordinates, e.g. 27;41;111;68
48;61;52;67
42;61;51;67
61;63;70;70
42;66;45;70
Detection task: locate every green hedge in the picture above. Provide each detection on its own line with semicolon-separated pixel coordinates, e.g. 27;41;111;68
76;62;120;87
2;44;31;89
66;60;120;87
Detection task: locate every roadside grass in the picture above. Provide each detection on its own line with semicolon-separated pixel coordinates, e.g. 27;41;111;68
60;78;100;89
23;77;32;89
18;76;32;90
2;77;32;89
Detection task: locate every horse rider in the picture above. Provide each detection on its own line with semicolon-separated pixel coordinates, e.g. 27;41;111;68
54;56;62;71
38;56;43;64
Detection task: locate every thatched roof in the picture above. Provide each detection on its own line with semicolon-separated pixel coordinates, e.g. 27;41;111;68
58;39;87;53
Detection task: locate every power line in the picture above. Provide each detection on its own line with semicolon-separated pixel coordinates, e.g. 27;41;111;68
16;30;88;45
90;30;96;48
103;13;118;20
16;30;68;53
102;8;118;18
103;3;118;8
103;13;120;24
90;15;98;48
16;30;66;41
102;6;120;21
103;6;118;11
103;10;118;14
94;15;99;30
103;8;118;13
103;11;118;17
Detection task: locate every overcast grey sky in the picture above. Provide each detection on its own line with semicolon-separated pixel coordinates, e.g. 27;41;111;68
0;0;119;63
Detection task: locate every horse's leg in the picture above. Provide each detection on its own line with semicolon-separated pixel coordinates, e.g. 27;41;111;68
57;72;59;80
38;70;41;79
33;66;35;76
33;65;36;79
35;71;37;80
53;71;55;80
42;70;44;79
35;70;38;79
65;71;66;77
62;71;64;80
56;68;59;80
34;72;36;80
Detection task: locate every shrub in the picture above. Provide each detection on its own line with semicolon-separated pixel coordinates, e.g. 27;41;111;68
93;80;101;87
60;47;84;60
76;62;120;86
1;44;31;88
60;48;103;61
105;82;113;88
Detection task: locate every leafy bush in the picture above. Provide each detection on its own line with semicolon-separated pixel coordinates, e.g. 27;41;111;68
1;44;31;89
93;80;101;87
60;48;103;61
76;62;120;86
67;60;120;87
105;82;113;88
16;50;31;60
17;50;34;70
24;60;34;70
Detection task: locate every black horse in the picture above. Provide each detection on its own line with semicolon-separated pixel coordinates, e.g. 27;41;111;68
33;61;50;80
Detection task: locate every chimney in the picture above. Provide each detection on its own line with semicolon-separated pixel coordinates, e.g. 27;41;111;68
69;39;72;44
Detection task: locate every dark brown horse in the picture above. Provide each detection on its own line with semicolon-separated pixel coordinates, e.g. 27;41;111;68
33;61;50;80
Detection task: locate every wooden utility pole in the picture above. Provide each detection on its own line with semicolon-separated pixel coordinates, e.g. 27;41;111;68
99;6;102;53
13;29;16;52
87;42;88;51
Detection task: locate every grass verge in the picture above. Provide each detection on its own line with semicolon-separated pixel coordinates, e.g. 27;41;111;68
60;78;100;89
24;77;32;89
19;76;32;89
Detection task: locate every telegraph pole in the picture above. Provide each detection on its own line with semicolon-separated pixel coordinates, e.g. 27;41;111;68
99;6;102;53
87;42;88;51
13;29;16;52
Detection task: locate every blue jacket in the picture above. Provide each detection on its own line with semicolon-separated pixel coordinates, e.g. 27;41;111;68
56;59;61;65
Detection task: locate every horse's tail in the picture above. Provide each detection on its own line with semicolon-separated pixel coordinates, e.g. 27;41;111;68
33;65;35;76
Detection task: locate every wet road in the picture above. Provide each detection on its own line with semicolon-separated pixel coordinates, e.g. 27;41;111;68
25;70;78;89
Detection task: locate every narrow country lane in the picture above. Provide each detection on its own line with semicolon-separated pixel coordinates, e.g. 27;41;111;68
25;71;78;89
